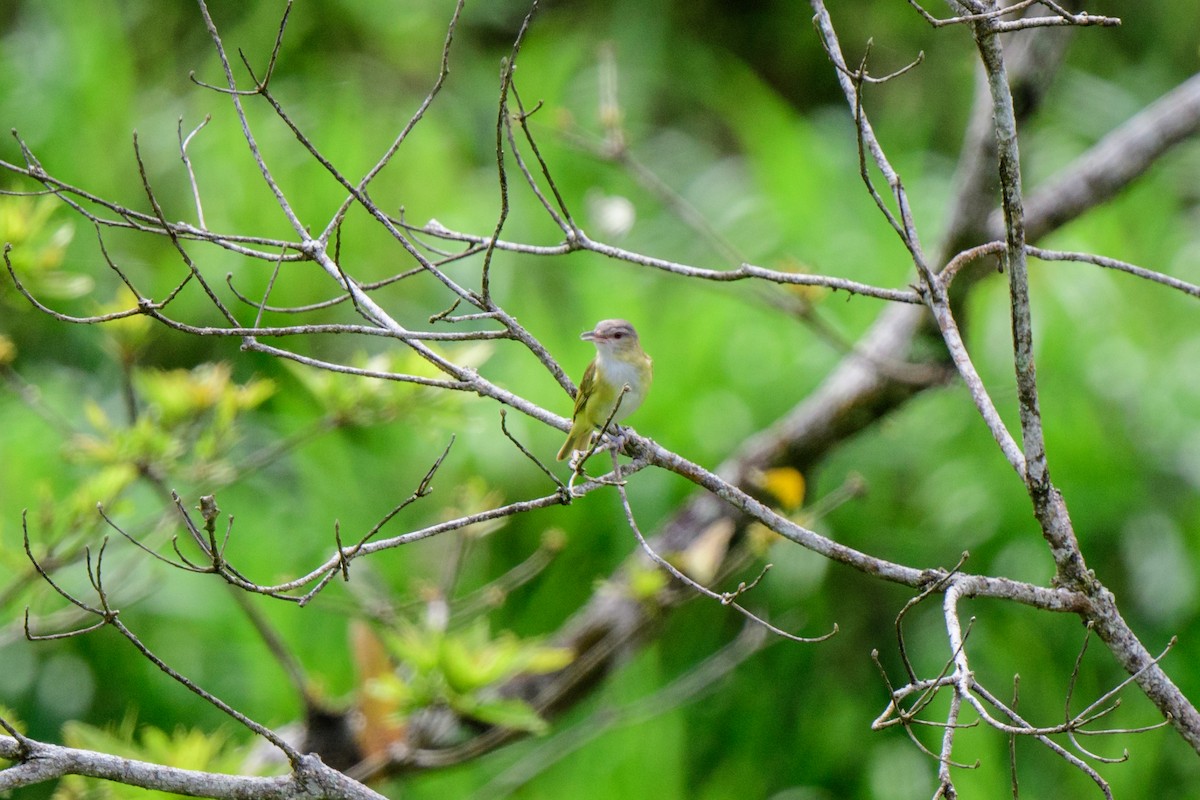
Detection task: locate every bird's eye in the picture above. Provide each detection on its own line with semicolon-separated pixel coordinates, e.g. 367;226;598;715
613;332;624;339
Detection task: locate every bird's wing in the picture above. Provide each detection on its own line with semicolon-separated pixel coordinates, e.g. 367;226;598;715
572;359;598;420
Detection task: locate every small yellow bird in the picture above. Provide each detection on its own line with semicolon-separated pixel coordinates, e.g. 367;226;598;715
557;319;653;461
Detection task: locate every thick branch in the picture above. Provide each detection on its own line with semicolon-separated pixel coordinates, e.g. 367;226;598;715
1020;70;1200;242
0;736;383;800
969;19;1048;489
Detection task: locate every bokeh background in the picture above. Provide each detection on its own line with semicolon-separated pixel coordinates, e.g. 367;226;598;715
2;1;1200;797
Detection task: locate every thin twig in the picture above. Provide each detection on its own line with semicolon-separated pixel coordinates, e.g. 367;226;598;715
1028;246;1200;299
612;449;836;644
177;114;211;229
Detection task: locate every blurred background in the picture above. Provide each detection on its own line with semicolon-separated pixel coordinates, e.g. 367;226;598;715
2;1;1200;797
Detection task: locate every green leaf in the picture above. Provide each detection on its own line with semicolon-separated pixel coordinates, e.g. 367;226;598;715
439;629;512;694
456;697;549;735
520;645;574;675
384;620;442;674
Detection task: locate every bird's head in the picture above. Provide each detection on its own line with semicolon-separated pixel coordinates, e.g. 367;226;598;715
581;319;641;355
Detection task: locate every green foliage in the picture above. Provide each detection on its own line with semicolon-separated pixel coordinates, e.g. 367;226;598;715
626;561;670;601
374;618;571;736
53;716;254;800
68;362;274;495
0;705;24;736
0;196;87;304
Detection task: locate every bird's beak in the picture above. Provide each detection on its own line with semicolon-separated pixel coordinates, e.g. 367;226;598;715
580;329;598;342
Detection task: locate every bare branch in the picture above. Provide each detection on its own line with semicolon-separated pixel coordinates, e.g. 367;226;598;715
194;0;305;236
1020;70;1200;242
966;4;1051;494
319;0;466;243
1028;246;1200;299
177;114;211;228
612;450;837;644
0;734;384;800
908;0;1118;30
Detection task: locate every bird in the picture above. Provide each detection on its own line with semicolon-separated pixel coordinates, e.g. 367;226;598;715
557;319;653;461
